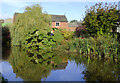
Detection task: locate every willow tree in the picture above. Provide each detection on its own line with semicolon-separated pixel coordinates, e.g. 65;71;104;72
83;2;119;36
10;4;52;46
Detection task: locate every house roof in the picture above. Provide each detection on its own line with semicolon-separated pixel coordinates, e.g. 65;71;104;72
50;15;68;22
68;22;82;27
14;13;68;22
68;23;78;27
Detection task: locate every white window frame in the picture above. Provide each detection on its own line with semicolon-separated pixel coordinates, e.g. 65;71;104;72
55;22;60;26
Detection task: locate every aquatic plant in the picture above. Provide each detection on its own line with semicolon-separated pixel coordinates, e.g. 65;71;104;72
55;33;119;62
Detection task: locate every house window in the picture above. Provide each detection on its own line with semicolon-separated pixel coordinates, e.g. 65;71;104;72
56;22;60;26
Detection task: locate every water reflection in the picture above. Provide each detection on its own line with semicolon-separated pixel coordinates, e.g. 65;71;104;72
2;26;11;60
1;46;119;81
69;54;118;81
2;46;10;60
83;59;118;81
8;46;70;81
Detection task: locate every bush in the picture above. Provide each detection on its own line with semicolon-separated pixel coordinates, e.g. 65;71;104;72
59;29;74;40
75;26;88;38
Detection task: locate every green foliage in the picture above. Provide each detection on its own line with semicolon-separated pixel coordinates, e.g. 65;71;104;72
10;4;52;46
7;46;119;81
84;2;119;36
2;26;11;46
83;59;118;81
59;29;74;40
52;29;64;42
10;4;65;61
70;20;78;23
55;34;119;62
9;46;52;81
22;28;64;62
9;46;69;81
2;23;12;27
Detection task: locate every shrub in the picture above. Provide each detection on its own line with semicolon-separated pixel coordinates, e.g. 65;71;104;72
75;26;88;38
59;29;74;40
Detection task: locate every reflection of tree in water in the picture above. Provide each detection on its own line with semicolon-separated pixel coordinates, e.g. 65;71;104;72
2;45;10;60
2;26;11;60
8;46;118;81
9;46;69;81
2;43;11;60
0;72;8;83
82;59;118;81
69;54;118;81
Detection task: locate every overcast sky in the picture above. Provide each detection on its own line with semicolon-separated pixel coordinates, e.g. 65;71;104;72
0;0;119;22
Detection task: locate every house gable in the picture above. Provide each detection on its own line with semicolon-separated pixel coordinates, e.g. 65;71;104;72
50;15;68;30
50;15;68;22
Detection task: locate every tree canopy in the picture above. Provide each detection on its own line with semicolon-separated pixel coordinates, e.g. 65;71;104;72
10;4;52;45
70;20;78;23
83;2;119;36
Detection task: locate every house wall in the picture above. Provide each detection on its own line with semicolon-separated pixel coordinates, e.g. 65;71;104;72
52;22;68;30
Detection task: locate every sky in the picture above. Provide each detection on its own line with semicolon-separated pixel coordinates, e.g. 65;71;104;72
0;0;119;22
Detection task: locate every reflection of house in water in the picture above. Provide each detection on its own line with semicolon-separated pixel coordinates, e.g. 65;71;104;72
52;55;68;70
52;62;68;70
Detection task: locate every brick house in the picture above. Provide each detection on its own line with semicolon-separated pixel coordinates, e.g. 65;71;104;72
51;15;68;30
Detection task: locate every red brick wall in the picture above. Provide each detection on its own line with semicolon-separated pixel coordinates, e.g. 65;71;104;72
52;22;68;30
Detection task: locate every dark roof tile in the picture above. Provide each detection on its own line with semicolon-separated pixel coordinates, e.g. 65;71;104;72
14;13;68;22
50;15;68;22
68;23;78;27
68;22;82;27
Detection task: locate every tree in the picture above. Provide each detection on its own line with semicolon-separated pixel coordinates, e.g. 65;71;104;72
70;20;78;23
83;2;119;36
10;4;52;46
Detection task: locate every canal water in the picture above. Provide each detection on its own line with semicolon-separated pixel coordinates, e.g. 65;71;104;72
1;46;119;82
